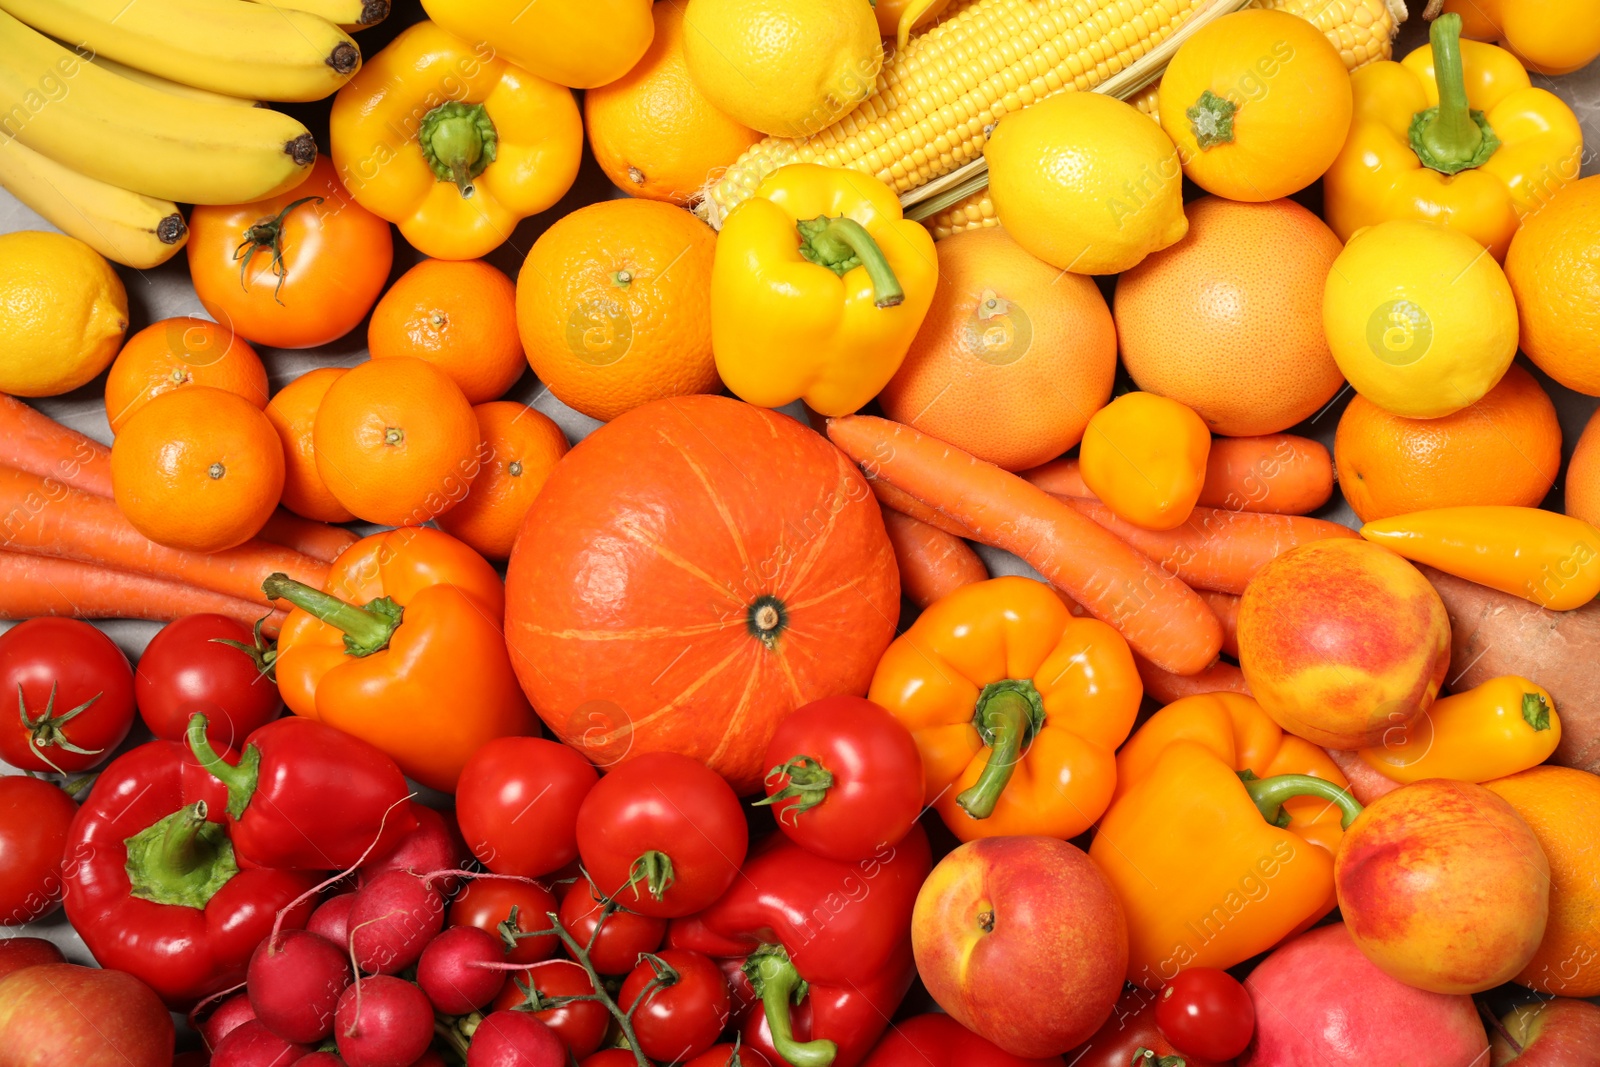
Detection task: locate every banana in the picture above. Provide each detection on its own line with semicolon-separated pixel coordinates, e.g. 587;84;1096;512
0;136;187;269
0;0;361;103
247;0;390;31
0;9;317;205
89;54;260;109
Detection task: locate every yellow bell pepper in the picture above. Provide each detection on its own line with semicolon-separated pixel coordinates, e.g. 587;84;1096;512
710;163;937;418
418;0;654;89
1323;14;1583;260
329;21;583;261
1444;0;1600;76
1359;675;1560;785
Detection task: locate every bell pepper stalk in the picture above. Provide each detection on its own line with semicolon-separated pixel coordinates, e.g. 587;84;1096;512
954;679;1047;820
1359;675;1561;785
746;946;838;1067
419;100;498;198
1238;770;1363;829
1410;15;1500;174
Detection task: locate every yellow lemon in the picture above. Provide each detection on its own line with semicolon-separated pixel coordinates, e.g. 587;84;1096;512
1324;220;1518;419
0;231;127;398
681;0;882;138
984;92;1188;275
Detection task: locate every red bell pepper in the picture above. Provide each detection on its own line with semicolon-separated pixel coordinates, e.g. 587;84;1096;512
862;1014;1064;1067
186;712;415;870
667;827;931;1067
61;740;319;1009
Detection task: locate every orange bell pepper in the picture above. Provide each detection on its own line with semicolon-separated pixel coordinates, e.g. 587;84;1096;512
866;575;1142;841
268;527;536;793
1091;692;1360;987
1444;0;1600;76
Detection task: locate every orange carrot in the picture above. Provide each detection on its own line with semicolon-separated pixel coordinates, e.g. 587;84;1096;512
870;479;974;539
828;415;1222;675
1019;458;1091;499
1135;655;1251;705
257;510;359;564
880;506;988;609
1198;589;1241;659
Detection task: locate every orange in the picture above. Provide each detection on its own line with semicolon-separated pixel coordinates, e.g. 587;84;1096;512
879;227;1116;470
1114;196;1345;437
516;198;719;422
1506;175;1600;396
104;317;267;435
264;368;355;524
1485;766;1600;997
1335;363;1562;523
367;259;525;405
110;387;284;553
313;357;479;528
585;2;763;205
1567;407;1600;526
436;402;570;560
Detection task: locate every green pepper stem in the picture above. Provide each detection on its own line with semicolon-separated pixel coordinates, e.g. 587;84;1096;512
185;712;260;820
123;801;239;909
795;216;905;308
956;680;1046;820
752;756;835;822
747;950;837;1067
1410;14;1500;174
261;573;401;657
1242;772;1363;830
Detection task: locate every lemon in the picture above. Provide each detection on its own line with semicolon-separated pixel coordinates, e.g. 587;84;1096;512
0;231;127;398
682;0;882;138
984;92;1188;276
1324;220;1517;419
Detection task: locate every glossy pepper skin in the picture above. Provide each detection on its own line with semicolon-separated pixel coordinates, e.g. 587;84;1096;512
1444;0;1600;75
1324;14;1583;260
711;163;937;418
270;527;538;793
668;827;932;1067
1091;692;1361;988
867;576;1141;841
61;741;318;1010
329;20;583;260
1360;674;1560;785
862;1014;1063;1067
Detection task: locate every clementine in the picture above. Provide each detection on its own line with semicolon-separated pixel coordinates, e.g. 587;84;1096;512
368;259;526;405
437;402;570;560
264;367;355;524
1566;406;1600;527
1506;176;1600;396
104;317;267;435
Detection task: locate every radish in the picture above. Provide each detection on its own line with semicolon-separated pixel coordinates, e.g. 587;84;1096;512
247;930;353;1044
291;1055;344;1066
349;871;445;975
465;1011;565;1067
334;974;433;1067
193;992;256;1051
363;803;470;894
210;1019;312;1066
309;892;358;947
416;925;507;1014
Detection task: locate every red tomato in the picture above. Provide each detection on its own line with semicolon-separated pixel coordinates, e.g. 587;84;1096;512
686;1046;772;1067
575;753;747;919
448;879;560;965
0;776;77;924
490;959;608;1059
580;1052;644;1067
187;157;393;349
0;619;134;774
757;695;924;862
1069;988;1230;1067
558;880;667;975
621;950;731;1063
1157;968;1255;1062
135;614;281;750
457;737;599;878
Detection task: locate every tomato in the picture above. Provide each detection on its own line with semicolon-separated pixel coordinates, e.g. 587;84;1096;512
756;695;924;862
490;959;608;1059
457;737;599;878
0;776;77;925
558;881;667;975
575;753;748;919
579;1052;643;1067
686;1046;772;1067
621;950;731;1063
187;157;393;350
135;614;281;750
1156;968;1255;1062
1069;988;1230;1067
0;619;134;774
448;879;560;965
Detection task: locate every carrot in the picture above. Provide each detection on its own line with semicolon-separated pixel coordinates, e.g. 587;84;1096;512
257;510;359;564
1018;458;1091;499
827;415;1223;675
1135;655;1251;705
1198;589;1241;658
880;506;988;609
870;479;974;539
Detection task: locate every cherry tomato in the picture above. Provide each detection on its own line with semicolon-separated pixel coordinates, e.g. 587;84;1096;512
559;880;667;975
1069;987;1230;1067
579;1052;644;1067
686;1045;772;1067
448;878;560;965
457;737;599;878
0;619;134;774
490;958;608;1059
0;776;77;924
575;753;747;919
757;696;924;862
188;157;393;349
135;614;281;750
621;950;731;1063
1157;967;1255;1062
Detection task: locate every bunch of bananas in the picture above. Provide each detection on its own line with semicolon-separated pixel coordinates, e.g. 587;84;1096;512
0;0;388;269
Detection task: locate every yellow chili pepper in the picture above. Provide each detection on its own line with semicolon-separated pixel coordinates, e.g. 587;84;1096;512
1444;0;1600;76
1360;505;1600;611
1323;14;1583;260
1359;675;1560;785
1079;392;1211;532
710;163;937;418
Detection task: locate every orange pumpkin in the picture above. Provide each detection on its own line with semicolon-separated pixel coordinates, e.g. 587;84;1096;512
505;395;899;792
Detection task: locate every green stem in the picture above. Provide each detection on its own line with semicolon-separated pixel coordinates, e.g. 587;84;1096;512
546;913;653;1067
419;101;498;198
746;949;836;1067
186;712;260;821
1186;88;1236;150
123;802;239;909
795;216;905;308
752;756;835;822
1409;14;1500;174
956;680;1046;820
626;851;675;903
261;572;402;657
1240;772;1363;830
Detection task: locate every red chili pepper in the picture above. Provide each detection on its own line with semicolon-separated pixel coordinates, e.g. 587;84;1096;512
61;740;319;1010
667;827;931;1067
861;1014;1064;1067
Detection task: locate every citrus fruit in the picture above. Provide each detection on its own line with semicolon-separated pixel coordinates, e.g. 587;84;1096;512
1325;219;1518;419
1506;175;1600;396
1335;363;1561;523
586;3;763;205
0;231;127;398
313;357;479;528
104;317;267;435
516;199;719;423
264;367;355;524
110;387;284;553
1567;407;1600;527
879;227;1116;471
985;91;1187;275
681;0;882;137
1115;196;1344;436
436;402;570;560
368;259;525;405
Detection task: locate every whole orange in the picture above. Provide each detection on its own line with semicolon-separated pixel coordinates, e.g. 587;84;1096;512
368;259;525;405
1566;406;1600;526
312;357;479;528
1506;176;1600;395
110;387;284;553
516;199;719;422
264;367;355;524
1335;363;1561;523
437;402;570;560
1114;196;1345;436
104;317;267;435
879;227;1116;471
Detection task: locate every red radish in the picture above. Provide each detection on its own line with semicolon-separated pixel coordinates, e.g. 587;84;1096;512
193;992;257;1051
309;892;358;947
416;925;506;1014
349;871;445;975
247;930;353;1044
210;1018;313;1066
0;937;63;981
334;975;433;1067
363;804;470;894
466;1010;566;1067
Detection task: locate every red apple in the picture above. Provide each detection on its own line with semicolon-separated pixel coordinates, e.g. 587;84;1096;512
0;963;173;1067
1491;998;1600;1065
